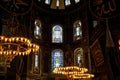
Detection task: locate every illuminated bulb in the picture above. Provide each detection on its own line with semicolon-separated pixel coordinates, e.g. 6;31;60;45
5;38;8;42
26;39;29;42
33;49;35;52
19;52;21;55
35;49;37;51
91;74;94;77
30;44;32;47
16;52;18;55
22;52;25;55
4;51;6;54
27;40;30;44
24;38;27;42
9;51;11;54
12;38;15;42
9;38;11;42
25;52;27;55
16;37;19;41
21;38;23;42
6;52;8;55
119;40;120;45
0;36;4;40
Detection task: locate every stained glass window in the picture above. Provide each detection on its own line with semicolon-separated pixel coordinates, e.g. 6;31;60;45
73;20;82;41
45;0;51;4
33;51;40;74
51;49;63;70
35;54;39;67
65;0;71;6
75;0;80;3
74;48;83;67
34;19;42;39
56;0;60;7
52;25;63;43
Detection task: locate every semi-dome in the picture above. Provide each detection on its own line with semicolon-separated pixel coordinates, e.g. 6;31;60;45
35;0;84;12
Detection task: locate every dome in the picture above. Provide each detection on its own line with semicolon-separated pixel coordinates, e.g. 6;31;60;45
35;0;84;12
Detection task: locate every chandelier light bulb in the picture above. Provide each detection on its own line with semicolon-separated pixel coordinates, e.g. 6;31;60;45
0;36;40;67
53;66;94;79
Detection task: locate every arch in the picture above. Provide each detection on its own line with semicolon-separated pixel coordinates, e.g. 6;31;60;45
34;19;42;39
74;48;84;67
33;50;41;73
73;20;82;41
51;49;64;70
52;25;63;43
75;0;80;3
65;0;71;6
45;0;51;4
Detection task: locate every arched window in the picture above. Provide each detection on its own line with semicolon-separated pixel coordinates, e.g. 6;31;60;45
75;0;80;3
56;0;60;7
93;20;97;28
45;0;51;4
33;51;40;74
51;49;63;70
74;48;84;67
65;0;71;6
73;20;82;41
52;25;63;43
34;19;42;39
35;53;39;67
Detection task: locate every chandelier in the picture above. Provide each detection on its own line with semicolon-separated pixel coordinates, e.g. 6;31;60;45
53;66;94;79
0;16;39;67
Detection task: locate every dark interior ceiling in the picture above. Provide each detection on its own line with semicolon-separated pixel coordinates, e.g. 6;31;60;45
0;0;85;15
34;0;85;15
35;0;83;9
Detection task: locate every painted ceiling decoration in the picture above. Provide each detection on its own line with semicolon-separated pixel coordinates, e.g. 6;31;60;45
0;0;120;17
0;0;82;15
89;0;120;19
0;0;33;15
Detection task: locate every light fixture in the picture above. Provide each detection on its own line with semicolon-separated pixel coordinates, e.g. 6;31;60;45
0;15;40;67
0;36;39;67
53;66;94;79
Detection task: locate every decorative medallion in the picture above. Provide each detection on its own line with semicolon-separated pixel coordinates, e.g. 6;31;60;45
94;49;104;67
89;0;120;19
0;0;33;15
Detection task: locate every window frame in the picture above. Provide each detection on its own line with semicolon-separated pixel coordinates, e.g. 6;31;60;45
74;48;84;67
51;49;64;70
73;20;82;41
34;19;42;39
52;24;63;43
